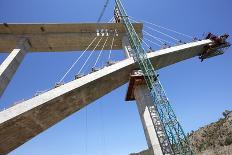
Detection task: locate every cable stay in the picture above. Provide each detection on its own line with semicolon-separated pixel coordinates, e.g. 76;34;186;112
77;37;103;75
56;37;98;86
139;38;155;53
92;37;109;72
130;18;180;42
130;18;175;45
145;25;180;42
143;37;162;47
143;30;174;45
140;38;150;49
138;36;151;50
57;17;116;85
129;16;194;39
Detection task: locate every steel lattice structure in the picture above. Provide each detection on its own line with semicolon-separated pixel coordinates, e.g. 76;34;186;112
115;0;193;154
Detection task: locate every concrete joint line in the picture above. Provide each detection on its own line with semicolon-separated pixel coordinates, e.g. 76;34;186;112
16;38;31;51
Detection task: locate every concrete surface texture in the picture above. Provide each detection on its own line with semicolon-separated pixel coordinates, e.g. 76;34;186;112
0;23;142;52
0;39;29;97
0;39;212;154
134;85;163;155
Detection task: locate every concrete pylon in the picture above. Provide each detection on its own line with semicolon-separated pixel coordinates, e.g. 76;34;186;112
0;38;29;97
123;36;163;155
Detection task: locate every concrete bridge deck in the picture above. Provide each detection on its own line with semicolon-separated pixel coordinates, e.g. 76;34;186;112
0;23;143;52
0;39;212;154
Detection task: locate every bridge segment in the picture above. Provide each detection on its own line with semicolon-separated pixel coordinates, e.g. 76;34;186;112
0;39;212;154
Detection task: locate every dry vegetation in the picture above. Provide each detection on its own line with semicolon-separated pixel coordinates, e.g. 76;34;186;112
189;111;232;155
130;111;232;155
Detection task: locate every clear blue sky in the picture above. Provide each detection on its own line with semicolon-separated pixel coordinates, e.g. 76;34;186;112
0;0;232;154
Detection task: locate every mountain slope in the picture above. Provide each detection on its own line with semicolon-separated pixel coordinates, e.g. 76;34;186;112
130;111;232;155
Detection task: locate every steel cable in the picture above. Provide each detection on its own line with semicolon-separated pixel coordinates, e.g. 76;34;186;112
58;37;98;83
78;37;103;74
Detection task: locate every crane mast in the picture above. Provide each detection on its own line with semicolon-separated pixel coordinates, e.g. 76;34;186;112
115;0;193;154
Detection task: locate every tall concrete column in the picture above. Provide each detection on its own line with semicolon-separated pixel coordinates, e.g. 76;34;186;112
123;36;163;155
134;85;163;155
0;39;29;97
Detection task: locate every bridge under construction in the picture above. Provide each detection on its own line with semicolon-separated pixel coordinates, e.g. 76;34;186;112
0;0;230;154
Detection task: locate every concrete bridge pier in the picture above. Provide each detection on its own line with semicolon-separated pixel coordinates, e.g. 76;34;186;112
134;84;163;155
123;37;163;155
0;38;29;97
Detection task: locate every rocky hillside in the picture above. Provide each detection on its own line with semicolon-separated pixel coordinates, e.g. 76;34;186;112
130;149;151;155
189;111;232;155
130;110;232;155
